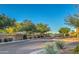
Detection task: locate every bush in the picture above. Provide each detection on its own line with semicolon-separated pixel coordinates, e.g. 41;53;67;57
4;38;9;42
0;39;2;42
55;41;65;49
73;44;79;54
65;34;69;37
8;38;13;41
44;41;65;54
45;42;59;54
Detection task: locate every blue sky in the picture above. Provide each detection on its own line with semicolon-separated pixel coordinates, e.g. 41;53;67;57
0;4;77;32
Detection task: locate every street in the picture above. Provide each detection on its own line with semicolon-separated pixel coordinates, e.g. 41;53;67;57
0;39;53;54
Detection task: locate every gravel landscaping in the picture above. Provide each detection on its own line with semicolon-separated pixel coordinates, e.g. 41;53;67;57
30;41;79;54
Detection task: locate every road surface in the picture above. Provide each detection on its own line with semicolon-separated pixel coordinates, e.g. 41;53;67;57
0;39;53;54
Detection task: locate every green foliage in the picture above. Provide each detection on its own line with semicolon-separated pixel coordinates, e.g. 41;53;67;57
0;29;6;33
19;20;36;32
65;14;79;38
59;27;70;37
19;21;50;36
36;23;50;33
0;14;16;29
44;41;65;54
0;13;51;35
73;44;79;54
59;27;70;34
45;42;59;54
55;41;65;49
65;15;79;28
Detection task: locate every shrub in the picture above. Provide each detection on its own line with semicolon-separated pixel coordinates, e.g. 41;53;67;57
73;44;79;54
45;42;59;54
0;39;2;42
55;41;65;49
4;38;9;42
8;38;13;41
44;41;65;54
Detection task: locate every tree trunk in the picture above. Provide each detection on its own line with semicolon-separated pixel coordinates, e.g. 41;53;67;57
64;34;65;38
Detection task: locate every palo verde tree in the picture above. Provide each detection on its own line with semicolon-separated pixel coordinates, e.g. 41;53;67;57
58;27;70;37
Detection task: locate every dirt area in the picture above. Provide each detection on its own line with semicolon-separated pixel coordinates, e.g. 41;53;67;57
61;38;79;43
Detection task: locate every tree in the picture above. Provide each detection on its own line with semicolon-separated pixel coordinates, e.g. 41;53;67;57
13;23;22;32
6;27;14;34
19;20;36;35
0;14;16;29
65;15;79;37
65;15;79;28
18;20;37;39
59;27;70;37
36;23;50;37
69;30;77;37
36;23;50;33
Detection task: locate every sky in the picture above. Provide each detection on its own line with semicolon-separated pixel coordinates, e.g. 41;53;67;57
0;4;77;32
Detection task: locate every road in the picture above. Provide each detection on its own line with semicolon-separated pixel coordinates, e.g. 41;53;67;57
0;39;53;54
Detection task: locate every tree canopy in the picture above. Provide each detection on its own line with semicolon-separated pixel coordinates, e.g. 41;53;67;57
36;23;50;33
65;15;79;28
0;14;16;29
0;13;51;35
58;27;70;37
19;20;36;32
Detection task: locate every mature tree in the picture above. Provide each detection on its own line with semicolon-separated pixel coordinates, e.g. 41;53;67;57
65;15;79;37
0;14;16;29
36;23;50;35
19;20;36;35
59;27;70;37
65;15;79;28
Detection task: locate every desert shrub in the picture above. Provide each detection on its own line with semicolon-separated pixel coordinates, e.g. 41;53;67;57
73;44;79;54
8;38;13;41
23;35;27;39
0;39;2;42
44;41;65;54
45;42;59;54
4;38;9;42
56;41;65;49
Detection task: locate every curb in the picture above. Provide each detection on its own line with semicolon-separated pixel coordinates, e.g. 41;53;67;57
30;49;45;54
0;40;28;45
0;39;54;45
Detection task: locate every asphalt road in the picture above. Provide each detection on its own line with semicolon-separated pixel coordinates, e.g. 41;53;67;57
0;39;53;54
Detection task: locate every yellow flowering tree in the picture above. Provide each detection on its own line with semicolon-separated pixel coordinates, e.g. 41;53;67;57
14;23;22;32
6;27;14;34
16;23;21;29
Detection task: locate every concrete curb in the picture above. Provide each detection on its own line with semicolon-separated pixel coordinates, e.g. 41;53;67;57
30;49;45;54
0;40;28;45
0;39;54;45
